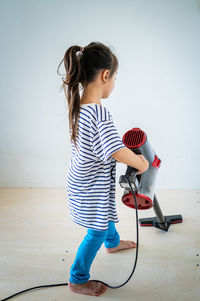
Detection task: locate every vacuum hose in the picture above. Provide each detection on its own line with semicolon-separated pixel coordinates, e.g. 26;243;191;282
0;176;139;300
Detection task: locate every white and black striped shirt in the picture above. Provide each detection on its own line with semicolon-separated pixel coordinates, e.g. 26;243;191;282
66;103;126;231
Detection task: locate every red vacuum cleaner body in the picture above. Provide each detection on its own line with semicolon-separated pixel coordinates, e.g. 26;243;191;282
121;127;161;210
119;127;183;231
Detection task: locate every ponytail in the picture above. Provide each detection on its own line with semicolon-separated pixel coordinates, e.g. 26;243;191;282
57;42;118;151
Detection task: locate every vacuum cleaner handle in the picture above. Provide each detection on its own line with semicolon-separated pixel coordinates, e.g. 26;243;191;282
126;165;138;177
124;147;144;179
119;148;145;189
119;164;138;190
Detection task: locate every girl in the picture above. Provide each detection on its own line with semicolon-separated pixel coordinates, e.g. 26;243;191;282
57;42;149;297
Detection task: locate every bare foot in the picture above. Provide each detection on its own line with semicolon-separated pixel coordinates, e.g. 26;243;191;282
106;240;137;253
68;280;107;297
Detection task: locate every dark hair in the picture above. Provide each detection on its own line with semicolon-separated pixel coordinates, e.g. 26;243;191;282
57;41;118;151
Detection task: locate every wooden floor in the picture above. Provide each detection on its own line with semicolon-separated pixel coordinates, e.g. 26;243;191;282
0;188;199;301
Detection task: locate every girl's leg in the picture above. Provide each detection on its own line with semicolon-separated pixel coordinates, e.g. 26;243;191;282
69;227;107;284
104;221;120;248
104;221;137;253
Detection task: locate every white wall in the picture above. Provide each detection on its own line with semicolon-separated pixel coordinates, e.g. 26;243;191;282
0;0;199;189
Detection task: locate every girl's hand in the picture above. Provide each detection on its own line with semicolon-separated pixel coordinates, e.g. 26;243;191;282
136;154;149;174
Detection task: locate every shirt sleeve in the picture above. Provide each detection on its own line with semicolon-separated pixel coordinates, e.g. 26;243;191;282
91;106;126;163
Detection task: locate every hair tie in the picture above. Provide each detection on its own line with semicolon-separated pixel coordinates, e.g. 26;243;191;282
80;47;84;53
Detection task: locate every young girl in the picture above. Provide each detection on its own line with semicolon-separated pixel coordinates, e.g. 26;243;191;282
57;42;149;297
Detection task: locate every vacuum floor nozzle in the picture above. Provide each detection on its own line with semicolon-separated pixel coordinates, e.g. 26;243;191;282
139;215;183;232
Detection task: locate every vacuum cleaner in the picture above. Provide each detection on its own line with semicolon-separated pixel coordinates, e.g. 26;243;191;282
0;127;183;300
120;127;183;231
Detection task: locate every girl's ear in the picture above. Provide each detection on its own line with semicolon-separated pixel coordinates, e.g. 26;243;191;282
104;69;110;78
101;69;110;83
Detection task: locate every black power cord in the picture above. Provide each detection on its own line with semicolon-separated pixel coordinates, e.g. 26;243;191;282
1;176;139;300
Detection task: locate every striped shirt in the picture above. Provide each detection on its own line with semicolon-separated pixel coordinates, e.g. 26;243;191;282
66;103;126;231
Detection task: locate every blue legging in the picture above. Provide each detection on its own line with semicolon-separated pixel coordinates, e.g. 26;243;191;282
69;221;120;284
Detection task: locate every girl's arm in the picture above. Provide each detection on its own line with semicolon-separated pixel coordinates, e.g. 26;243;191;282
112;147;149;174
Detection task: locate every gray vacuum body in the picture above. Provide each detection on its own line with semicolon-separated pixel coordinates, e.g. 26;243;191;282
120;128;161;210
